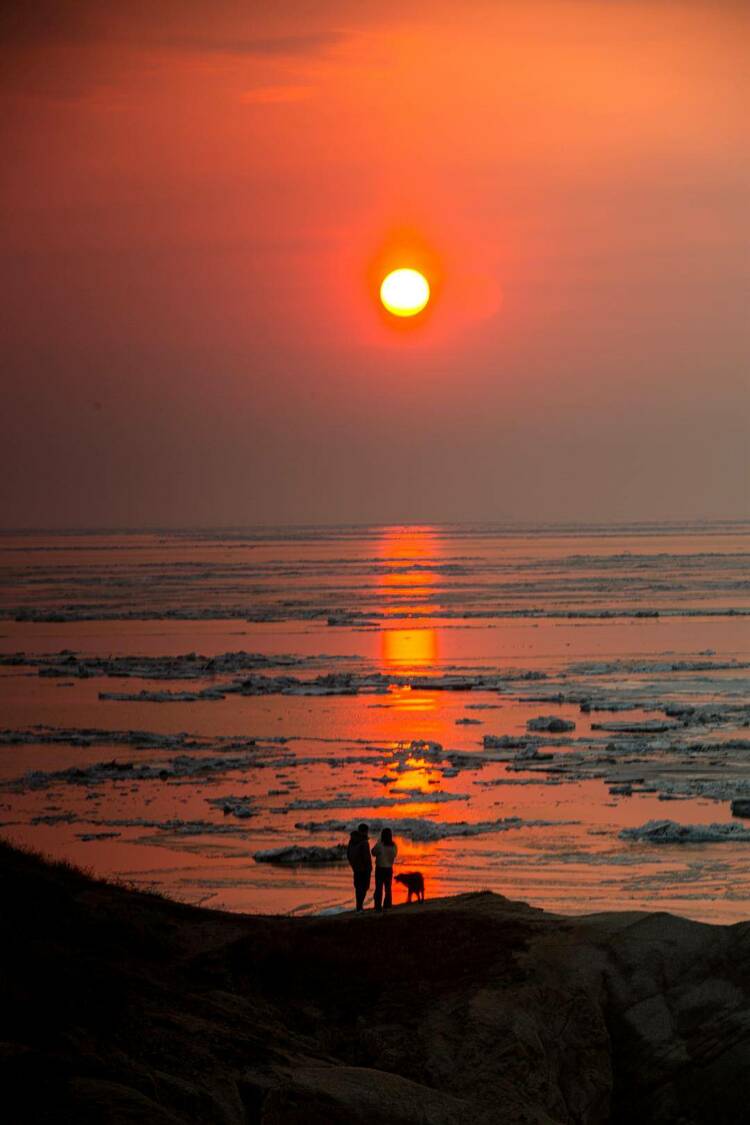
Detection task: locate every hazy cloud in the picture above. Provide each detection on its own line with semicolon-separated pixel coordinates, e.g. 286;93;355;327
241;85;315;105
162;32;345;56
0;3;344;55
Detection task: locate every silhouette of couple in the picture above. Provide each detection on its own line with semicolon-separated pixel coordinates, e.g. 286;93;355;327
346;823;397;912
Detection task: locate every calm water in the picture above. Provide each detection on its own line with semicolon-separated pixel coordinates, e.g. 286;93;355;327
1;522;749;920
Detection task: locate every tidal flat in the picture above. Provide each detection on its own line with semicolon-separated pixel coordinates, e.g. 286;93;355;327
1;522;749;920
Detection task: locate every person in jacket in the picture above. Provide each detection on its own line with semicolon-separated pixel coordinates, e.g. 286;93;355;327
347;822;372;911
371;826;398;912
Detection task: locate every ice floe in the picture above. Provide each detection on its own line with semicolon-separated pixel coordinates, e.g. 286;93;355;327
294;816;571;842
387;788;469;803
86;816;255;837
281;790;469;812
253;845;348;865
100;689;227;703
591;720;679;734
9;604;750;623
0;650;321;679
0;726;210;750
620;820;750;844
206;796;255;818
93;668;552;702
570;658;750;676
527;716;576;733
10;751;273;790
483;735;540;750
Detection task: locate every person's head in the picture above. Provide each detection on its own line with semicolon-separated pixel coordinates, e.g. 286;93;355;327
380;827;393;845
358;822;369;836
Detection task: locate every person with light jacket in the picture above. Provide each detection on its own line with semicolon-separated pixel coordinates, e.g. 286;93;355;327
371;826;397;912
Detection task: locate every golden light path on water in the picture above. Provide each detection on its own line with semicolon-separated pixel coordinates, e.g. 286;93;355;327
378;527;442;807
379;524;440;680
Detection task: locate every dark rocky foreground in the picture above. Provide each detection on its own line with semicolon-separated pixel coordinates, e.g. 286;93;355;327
1;842;750;1124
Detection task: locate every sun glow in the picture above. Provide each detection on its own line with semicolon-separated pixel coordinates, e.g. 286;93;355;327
379;268;430;317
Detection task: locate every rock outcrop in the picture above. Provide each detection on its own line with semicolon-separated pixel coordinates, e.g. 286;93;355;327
1;840;749;1123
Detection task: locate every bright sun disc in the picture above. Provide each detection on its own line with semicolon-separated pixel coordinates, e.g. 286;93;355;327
380;268;430;317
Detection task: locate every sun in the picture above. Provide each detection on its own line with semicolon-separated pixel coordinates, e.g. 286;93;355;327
380;268;430;318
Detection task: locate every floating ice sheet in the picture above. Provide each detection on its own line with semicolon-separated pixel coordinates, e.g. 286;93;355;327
294;816;573;842
620;820;750;844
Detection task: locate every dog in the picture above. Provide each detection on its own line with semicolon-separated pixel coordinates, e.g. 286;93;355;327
395;872;425;903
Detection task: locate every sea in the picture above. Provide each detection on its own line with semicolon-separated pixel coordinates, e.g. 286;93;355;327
1;522;749;920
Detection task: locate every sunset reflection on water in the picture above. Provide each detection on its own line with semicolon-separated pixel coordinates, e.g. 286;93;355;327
377;527;444;815
379;526;440;722
4;525;750;922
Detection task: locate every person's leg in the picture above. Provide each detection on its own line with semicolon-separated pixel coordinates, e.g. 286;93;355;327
356;871;371;910
383;868;393;909
374;868;383;911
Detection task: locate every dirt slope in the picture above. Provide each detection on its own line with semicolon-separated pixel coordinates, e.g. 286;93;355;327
1;841;749;1124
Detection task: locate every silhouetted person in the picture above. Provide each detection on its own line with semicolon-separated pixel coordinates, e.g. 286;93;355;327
347;822;372;911
371;826;398;912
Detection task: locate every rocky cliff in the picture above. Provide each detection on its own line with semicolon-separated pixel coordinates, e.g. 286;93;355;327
1;841;749;1124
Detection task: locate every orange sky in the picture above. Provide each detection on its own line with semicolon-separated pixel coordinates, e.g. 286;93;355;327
1;1;748;525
